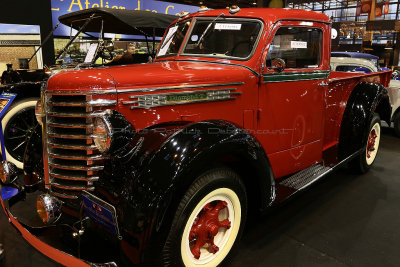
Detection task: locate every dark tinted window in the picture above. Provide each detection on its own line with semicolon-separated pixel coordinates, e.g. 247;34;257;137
267;27;322;69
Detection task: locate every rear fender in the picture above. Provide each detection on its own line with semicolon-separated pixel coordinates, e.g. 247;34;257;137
338;82;391;160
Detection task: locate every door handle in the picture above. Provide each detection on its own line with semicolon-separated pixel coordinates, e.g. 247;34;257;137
318;81;329;87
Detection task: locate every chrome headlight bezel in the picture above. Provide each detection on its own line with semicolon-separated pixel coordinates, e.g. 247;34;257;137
0;161;19;184
36;194;63;224
93;112;112;153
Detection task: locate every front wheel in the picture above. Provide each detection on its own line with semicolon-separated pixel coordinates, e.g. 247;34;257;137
350;114;381;173
162;168;247;267
1;99;39;169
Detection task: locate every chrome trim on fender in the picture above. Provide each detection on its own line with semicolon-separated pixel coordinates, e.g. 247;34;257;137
117;82;244;94
122;88;241;109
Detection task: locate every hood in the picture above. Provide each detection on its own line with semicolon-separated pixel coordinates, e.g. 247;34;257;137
46;60;251;92
107;61;250;89
46;68;116;92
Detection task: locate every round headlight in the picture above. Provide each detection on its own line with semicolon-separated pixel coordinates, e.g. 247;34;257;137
35;99;43;125
0;161;19;184
0;162;6;184
93;117;111;153
37;194;62;224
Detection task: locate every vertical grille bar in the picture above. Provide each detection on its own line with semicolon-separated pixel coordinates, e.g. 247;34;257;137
44;92;116;199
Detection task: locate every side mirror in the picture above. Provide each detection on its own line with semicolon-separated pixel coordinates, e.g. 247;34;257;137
271;58;286;72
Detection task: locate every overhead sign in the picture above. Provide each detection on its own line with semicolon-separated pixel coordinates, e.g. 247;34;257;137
51;0;198;37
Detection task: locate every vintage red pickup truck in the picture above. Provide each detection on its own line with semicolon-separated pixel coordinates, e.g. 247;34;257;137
0;7;392;267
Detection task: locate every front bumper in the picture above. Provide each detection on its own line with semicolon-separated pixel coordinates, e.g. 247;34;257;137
0;176;138;267
0;187;91;266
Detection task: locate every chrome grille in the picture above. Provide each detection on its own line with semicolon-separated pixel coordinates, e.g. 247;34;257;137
44;93;116;199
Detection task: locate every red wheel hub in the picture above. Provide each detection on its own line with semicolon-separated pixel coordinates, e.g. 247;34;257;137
367;129;377;158
189;200;231;259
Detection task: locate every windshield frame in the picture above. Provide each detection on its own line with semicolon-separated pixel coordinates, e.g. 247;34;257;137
156;18;193;59
180;17;264;61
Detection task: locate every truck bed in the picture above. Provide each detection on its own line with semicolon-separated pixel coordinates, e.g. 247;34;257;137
323;70;392;152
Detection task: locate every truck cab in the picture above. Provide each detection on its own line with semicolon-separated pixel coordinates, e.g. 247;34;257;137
0;7;392;267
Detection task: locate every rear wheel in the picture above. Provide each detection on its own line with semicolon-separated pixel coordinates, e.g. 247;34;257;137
1;99;38;169
350;114;381;173
162;168;247;267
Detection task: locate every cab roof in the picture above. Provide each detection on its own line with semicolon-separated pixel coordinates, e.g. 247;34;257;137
184;8;331;25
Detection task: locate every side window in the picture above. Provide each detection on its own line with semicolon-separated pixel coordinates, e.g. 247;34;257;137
266;27;322;69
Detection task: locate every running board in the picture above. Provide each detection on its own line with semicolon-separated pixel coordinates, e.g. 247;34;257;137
267;150;363;209
279;164;332;191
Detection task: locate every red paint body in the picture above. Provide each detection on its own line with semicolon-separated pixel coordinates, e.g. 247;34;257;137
47;8;390;180
2;8;392;266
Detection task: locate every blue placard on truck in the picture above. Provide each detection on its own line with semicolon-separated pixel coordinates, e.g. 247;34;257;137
0;92;17;161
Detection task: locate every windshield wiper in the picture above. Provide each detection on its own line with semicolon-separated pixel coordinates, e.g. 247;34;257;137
196;13;225;47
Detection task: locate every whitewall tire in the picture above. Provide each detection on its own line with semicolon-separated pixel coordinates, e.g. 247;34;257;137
181;188;241;266
1;99;38;169
162;168;247;267
365;121;380;166
350;114;381;174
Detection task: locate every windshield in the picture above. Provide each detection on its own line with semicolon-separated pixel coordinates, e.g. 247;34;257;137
55;39;102;65
183;18;262;59
54;38;155;66
157;20;192;57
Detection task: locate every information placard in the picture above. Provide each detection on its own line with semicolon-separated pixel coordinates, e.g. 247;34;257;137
0;92;17;161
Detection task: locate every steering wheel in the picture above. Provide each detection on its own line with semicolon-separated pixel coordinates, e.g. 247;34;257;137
98;48;114;61
97;40;115;61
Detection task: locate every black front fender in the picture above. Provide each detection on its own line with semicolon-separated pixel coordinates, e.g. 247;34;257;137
98;120;274;264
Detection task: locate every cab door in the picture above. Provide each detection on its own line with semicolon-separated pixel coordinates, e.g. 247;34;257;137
257;21;330;178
